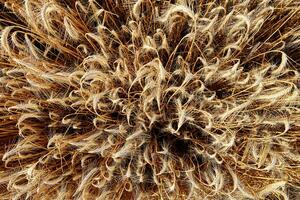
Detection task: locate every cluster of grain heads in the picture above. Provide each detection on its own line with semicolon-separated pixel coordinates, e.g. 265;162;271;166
0;0;300;199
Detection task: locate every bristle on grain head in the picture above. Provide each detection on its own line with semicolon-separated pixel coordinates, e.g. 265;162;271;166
0;0;300;199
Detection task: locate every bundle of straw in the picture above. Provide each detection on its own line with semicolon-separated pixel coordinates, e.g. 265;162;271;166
0;0;299;199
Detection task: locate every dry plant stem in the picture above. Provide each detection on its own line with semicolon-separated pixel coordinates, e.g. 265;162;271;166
0;0;300;199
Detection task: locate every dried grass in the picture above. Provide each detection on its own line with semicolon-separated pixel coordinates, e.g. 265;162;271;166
0;0;300;199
